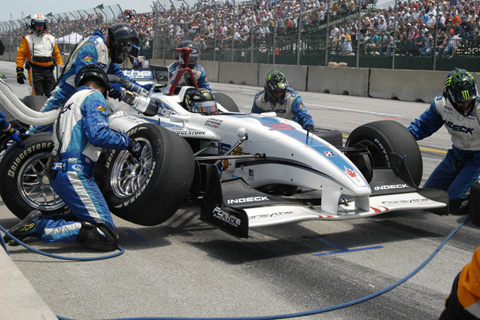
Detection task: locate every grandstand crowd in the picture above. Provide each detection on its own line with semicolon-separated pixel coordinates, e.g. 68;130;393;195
1;0;480;58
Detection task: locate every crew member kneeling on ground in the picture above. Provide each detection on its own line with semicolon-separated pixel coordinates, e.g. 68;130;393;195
4;65;144;251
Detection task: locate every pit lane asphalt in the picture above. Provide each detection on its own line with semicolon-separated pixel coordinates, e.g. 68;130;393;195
0;61;478;320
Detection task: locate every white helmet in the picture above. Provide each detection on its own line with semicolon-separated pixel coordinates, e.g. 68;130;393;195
31;14;47;34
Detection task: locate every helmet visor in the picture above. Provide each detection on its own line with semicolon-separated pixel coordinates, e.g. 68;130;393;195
128;43;140;59
195;101;217;114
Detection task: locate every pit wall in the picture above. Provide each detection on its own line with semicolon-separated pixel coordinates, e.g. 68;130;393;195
3;51;477;103
156;58;471;103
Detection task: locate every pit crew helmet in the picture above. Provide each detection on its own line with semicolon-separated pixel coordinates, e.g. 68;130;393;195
108;23;140;64
265;70;288;103
177;40;199;68
185;89;217;115
75;64;111;98
31;14;47;34
444;68;478;108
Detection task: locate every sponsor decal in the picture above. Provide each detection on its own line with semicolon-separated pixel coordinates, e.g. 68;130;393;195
299;103;305;109
250;211;294;220
72;164;85;172
52;163;63;170
97;105;106;113
83;56;94;62
96;62;107;69
158;106;177;116
345;167;357;178
443;120;474;134
173;130;206;136
324;151;336;157
218;142;230;155
212;207;241;227
264;123;294;131
248;169;254;181
373;184;409;191
8;142;53;178
227;196;269;205
205;118;223;128
121;70;154;79
380;198;429;205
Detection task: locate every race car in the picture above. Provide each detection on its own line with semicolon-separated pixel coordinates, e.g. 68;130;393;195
0;49;448;238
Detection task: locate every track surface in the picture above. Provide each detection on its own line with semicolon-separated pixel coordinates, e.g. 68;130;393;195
0;61;477;320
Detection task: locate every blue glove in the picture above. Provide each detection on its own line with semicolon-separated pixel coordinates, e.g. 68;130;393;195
5;125;26;147
108;82;123;101
128;139;144;160
141;83;153;91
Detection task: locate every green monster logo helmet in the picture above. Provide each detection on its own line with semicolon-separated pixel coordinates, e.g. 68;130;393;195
444;68;479;104
265;70;288;103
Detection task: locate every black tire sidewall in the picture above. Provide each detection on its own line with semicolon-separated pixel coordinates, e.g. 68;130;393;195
0;133;66;219
102;123;195;226
215;92;240;112
346;120;423;186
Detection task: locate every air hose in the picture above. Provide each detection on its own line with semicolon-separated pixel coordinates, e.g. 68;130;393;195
0;225;124;261
0;78;59;125
55;217;471;320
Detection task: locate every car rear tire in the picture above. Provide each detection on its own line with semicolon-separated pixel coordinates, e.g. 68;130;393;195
215;92;239;112
313;127;343;147
102;123;195;226
346;120;423;186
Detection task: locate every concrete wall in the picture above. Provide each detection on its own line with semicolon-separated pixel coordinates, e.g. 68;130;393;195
369;69;443;102
5;52;479;103
307;66;370;97
258;64;308;91
218;62;259;86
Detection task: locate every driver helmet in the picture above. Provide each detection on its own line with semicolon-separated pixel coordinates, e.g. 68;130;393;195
185;89;217;115
177;40;200;68
31;14;47;35
108;23;140;64
265;70;288;104
444;68;478;105
75;64;111;98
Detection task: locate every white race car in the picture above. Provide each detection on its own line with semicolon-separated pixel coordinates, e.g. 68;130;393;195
0;52;447;238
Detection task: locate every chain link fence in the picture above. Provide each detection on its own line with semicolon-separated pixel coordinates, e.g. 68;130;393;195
0;4;123;54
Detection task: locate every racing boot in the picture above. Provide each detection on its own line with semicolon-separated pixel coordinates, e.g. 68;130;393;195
3;210;46;244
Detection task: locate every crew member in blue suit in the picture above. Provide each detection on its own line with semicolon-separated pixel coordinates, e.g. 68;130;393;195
408;68;480;215
251;70;314;131
34;23;151;131
4;65;143;251
0;110;24;145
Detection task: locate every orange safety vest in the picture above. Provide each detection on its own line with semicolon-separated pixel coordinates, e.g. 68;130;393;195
458;246;480;317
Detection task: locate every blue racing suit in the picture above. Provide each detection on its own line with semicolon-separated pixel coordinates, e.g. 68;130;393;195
0;110;9;130
38;87;132;249
251;87;314;130
408;94;480;204
168;61;211;91
35;30;139;132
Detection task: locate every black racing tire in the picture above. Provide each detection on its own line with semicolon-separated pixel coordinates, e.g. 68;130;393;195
469;181;480;226
346;120;423;186
215;92;240;112
0;133;67;219
313;127;343;147
102;123;195;226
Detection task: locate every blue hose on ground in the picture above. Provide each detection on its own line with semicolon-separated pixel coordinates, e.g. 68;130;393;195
0;225;124;261
56;216;470;320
